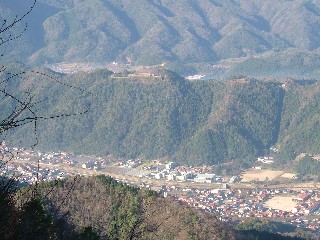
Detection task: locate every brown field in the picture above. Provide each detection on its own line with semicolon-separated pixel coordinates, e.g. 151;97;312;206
280;173;296;179
264;196;296;211
240;169;284;182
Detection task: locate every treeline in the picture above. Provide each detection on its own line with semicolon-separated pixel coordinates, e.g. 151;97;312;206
225;49;320;80
34;175;234;239
1;175;312;240
0;176;93;240
295;156;320;176
235;219;317;240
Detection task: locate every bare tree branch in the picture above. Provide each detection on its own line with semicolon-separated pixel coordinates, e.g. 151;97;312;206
0;0;36;47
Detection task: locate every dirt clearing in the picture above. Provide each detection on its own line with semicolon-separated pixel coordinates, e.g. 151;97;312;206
241;169;284;182
264;196;296;211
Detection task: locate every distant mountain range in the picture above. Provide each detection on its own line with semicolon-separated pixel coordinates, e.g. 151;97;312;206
2;0;320;77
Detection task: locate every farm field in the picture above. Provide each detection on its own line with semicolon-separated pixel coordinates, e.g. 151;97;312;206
280;173;296;179
240;169;284;182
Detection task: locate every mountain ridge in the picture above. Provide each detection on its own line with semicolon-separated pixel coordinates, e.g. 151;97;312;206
2;0;320;74
2;64;320;166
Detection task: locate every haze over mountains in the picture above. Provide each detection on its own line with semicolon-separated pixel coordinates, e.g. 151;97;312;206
2;0;320;77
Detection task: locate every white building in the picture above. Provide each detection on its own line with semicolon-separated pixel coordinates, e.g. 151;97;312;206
166;162;177;170
194;173;216;183
229;176;239;183
155;172;164;179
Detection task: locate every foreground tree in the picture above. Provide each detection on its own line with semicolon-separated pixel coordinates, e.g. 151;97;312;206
0;1;85;239
0;1;56;238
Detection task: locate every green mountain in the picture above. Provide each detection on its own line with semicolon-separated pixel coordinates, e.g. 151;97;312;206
2;0;320;76
221;49;320;79
2;64;320;166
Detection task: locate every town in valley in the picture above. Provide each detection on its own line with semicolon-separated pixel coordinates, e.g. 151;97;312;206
1;141;319;237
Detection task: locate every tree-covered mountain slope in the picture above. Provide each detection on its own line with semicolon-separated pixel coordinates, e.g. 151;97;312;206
278;80;320;154
37;175;233;239
7;175;304;239
221;49;320;79
2;64;320;165
2;0;320;70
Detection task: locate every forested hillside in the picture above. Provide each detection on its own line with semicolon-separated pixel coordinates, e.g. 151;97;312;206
37;175;233;239
2;63;320;166
44;176;309;239
2;0;320;77
223;49;320;79
2;175;305;239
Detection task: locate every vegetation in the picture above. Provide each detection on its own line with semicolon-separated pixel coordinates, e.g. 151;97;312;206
0;67;278;164
24;175;233;239
234;219;317;240
235;230;306;240
295;156;320;176
0;176;59;239
235;218;277;233
2;0;320;77
0;172;311;239
0;174;308;239
225;49;320;79
29;175;309;240
0;1;318;240
2;64;320;167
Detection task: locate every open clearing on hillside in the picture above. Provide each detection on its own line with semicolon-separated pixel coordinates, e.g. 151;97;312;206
264;196;296;211
241;169;284;182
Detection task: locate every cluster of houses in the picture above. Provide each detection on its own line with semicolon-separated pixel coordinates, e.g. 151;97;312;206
292;191;320;215
176;187;320;233
257;156;274;164
290;217;320;232
0;142;111;184
142;161;233;184
1;142;319;235
150;167;227;183
38;151;74;165
185;74;206;80
113;159;143;168
0;161;71;184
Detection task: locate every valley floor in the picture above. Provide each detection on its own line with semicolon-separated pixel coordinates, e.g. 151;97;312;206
1;145;319;237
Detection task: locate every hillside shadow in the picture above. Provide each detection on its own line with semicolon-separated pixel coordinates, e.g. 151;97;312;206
102;1;141;43
189;1;222;42
150;1;175;17
272;86;285;147
239;15;271;32
208;0;223;8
